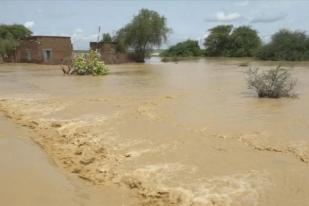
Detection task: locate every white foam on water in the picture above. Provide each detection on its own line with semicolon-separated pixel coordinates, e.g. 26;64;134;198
128;164;270;206
187;170;270;206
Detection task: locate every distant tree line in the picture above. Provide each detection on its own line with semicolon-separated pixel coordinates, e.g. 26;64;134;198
0;24;32;61
160;40;202;58
1;10;309;63
161;25;309;61
256;29;309;61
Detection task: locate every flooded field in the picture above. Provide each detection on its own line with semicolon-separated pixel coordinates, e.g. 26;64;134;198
0;58;309;206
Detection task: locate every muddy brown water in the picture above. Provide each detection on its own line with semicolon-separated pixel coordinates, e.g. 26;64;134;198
0;115;139;206
0;58;309;206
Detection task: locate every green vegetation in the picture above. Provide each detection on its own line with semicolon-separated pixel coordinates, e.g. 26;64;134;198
62;50;109;75
256;29;309;61
115;9;170;62
160;40;202;58
160;56;202;63
0;24;32;60
229;26;262;57
204;25;233;57
204;25;261;57
101;33;113;43
246;65;297;98
73;50;88;54
239;62;250;67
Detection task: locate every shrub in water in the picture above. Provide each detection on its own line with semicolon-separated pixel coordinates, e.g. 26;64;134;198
246;65;297;98
62;50;109;75
239;62;250;67
72;50;109;75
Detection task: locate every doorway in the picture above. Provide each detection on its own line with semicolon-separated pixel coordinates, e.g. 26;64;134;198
43;49;52;63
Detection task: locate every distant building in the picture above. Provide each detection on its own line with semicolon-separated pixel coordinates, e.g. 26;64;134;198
14;36;73;64
89;42;134;64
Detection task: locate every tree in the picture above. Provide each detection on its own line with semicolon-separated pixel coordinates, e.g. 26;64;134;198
101;33;112;43
256;29;309;61
114;28;128;52
0;24;32;59
116;9;170;62
229;26;261;57
0;38;18;57
160;39;202;57
204;25;233;56
0;24;32;39
204;25;262;57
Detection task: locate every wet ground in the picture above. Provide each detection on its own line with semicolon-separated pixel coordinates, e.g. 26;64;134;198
0;58;309;206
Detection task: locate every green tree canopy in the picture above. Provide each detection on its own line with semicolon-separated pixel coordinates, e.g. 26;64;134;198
101;33;113;43
204;25;233;56
229;26;261;57
114;28;128;53
204;25;261;57
116;9;170;62
0;24;32;59
256;29;309;61
160;39;202;57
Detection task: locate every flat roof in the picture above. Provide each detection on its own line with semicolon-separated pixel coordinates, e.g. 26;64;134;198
90;41;117;44
25;35;71;39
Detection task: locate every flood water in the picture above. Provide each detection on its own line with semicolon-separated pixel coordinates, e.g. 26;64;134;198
0;58;309;206
0;115;139;206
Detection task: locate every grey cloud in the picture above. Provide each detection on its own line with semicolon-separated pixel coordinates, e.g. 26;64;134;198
250;13;287;23
205;12;243;22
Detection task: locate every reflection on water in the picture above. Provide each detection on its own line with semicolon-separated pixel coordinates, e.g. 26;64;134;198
0;58;309;206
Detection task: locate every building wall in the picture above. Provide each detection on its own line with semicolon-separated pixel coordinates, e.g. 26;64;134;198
90;42;135;64
37;37;72;64
16;38;40;63
15;36;73;65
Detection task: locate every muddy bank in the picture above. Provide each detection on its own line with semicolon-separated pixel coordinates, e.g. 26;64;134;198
0;61;309;205
0;114;139;206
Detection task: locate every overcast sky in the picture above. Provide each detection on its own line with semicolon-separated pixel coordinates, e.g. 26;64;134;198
1;0;308;49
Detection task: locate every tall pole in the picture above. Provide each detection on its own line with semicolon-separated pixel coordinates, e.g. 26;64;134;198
97;26;101;43
96;26;101;52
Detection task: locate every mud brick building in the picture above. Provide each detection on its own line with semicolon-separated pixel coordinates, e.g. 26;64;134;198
90;42;134;64
15;36;73;64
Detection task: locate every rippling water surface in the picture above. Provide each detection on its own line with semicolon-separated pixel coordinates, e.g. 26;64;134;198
0;58;309;206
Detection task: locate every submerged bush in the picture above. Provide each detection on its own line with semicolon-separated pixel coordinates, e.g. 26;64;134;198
239;62;250;67
246;65;297;98
62;50;109;75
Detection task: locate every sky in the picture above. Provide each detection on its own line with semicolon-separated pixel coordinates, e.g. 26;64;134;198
1;0;309;49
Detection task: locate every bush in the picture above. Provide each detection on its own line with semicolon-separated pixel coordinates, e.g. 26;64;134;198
62;50;109;75
239;62;250;67
160;40;202;57
246;65;297;98
161;56;180;62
